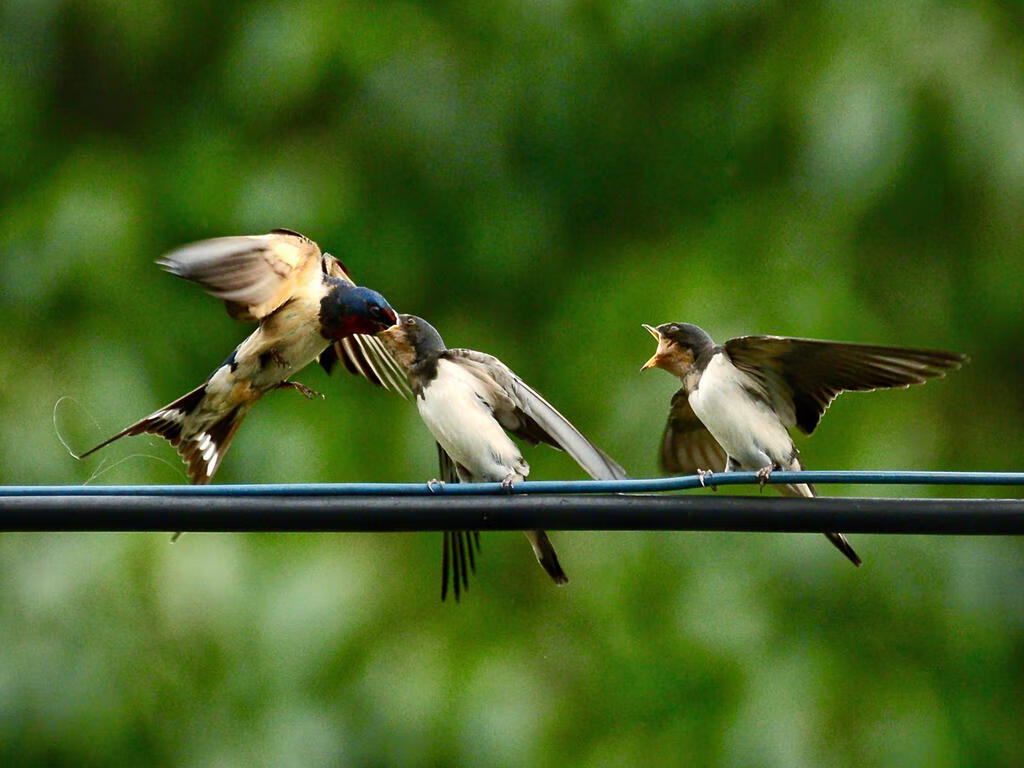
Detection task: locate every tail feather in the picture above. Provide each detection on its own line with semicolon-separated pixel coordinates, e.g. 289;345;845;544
777;462;862;567
524;530;569;585
442;531;480;602
825;532;862;567
79;385;207;458
178;405;247;484
79;385;250;484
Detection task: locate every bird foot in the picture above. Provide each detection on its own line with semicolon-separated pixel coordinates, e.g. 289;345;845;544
426;478;445;493
278;381;324;400
500;476;517;492
697;469;717;490
755;465;774;492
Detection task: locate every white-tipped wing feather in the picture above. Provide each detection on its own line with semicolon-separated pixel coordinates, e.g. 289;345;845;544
330;334;414;400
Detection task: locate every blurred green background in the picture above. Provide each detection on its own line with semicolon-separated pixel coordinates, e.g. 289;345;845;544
2;0;1023;765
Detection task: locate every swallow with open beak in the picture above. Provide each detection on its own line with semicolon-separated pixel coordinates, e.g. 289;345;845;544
641;322;967;566
80;229;402;483
379;314;628;600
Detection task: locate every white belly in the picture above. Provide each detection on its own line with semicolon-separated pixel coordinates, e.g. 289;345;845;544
689;354;795;470
417;360;528;483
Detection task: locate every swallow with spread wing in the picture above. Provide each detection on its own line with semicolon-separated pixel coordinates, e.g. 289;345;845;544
379;314;628;600
641;322;967;566
80;229;404;483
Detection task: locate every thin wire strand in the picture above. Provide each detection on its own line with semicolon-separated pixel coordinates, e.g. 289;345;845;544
4;470;1024;497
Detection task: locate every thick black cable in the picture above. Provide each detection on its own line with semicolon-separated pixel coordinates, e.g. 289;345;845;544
1;494;1021;534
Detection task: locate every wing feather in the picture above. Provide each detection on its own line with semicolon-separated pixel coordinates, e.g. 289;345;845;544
659;389;728;474
319;334;413;400
445;349;628;481
157;229;324;322
724;336;966;434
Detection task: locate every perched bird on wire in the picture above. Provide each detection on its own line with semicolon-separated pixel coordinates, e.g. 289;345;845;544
379;314;628;600
79;229;406;483
641;322;967;566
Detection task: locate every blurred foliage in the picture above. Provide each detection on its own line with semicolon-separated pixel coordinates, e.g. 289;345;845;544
1;0;1023;765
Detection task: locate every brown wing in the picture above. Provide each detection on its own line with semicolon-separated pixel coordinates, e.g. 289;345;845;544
157;228;325;322
724;335;967;434
659;388;728;474
320;250;356;286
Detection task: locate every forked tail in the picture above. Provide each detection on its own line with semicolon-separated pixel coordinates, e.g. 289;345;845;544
441;530;481;602
79;385;250;484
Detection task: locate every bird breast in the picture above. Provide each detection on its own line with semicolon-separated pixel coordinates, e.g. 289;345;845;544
234;297;332;390
688;353;795;469
416;359;528;482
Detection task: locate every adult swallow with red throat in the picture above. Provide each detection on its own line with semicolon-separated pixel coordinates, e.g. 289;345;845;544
641;322;967;566
80;229;403;483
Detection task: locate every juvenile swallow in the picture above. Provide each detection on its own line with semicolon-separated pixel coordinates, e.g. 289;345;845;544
642;322;967;566
80;229;402;483
379;314;628;600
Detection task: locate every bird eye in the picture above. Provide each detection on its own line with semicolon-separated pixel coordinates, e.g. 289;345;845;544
370;305;382;317
405;317;417;327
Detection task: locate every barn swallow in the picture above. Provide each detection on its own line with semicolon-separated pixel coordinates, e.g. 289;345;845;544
641;322;967;566
80;229;402;483
379;314;628;600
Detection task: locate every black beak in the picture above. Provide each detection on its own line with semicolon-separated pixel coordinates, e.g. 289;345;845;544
376;306;399;329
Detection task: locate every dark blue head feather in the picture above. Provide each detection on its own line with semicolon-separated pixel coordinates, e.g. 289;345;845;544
319;282;398;339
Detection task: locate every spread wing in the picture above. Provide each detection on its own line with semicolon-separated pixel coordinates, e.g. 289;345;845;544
724;336;967;434
659;388;728;474
157;228;328;322
444;349;629;481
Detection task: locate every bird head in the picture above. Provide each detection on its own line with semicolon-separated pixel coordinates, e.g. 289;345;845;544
377;314;446;371
641;322;714;375
319;285;398;340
